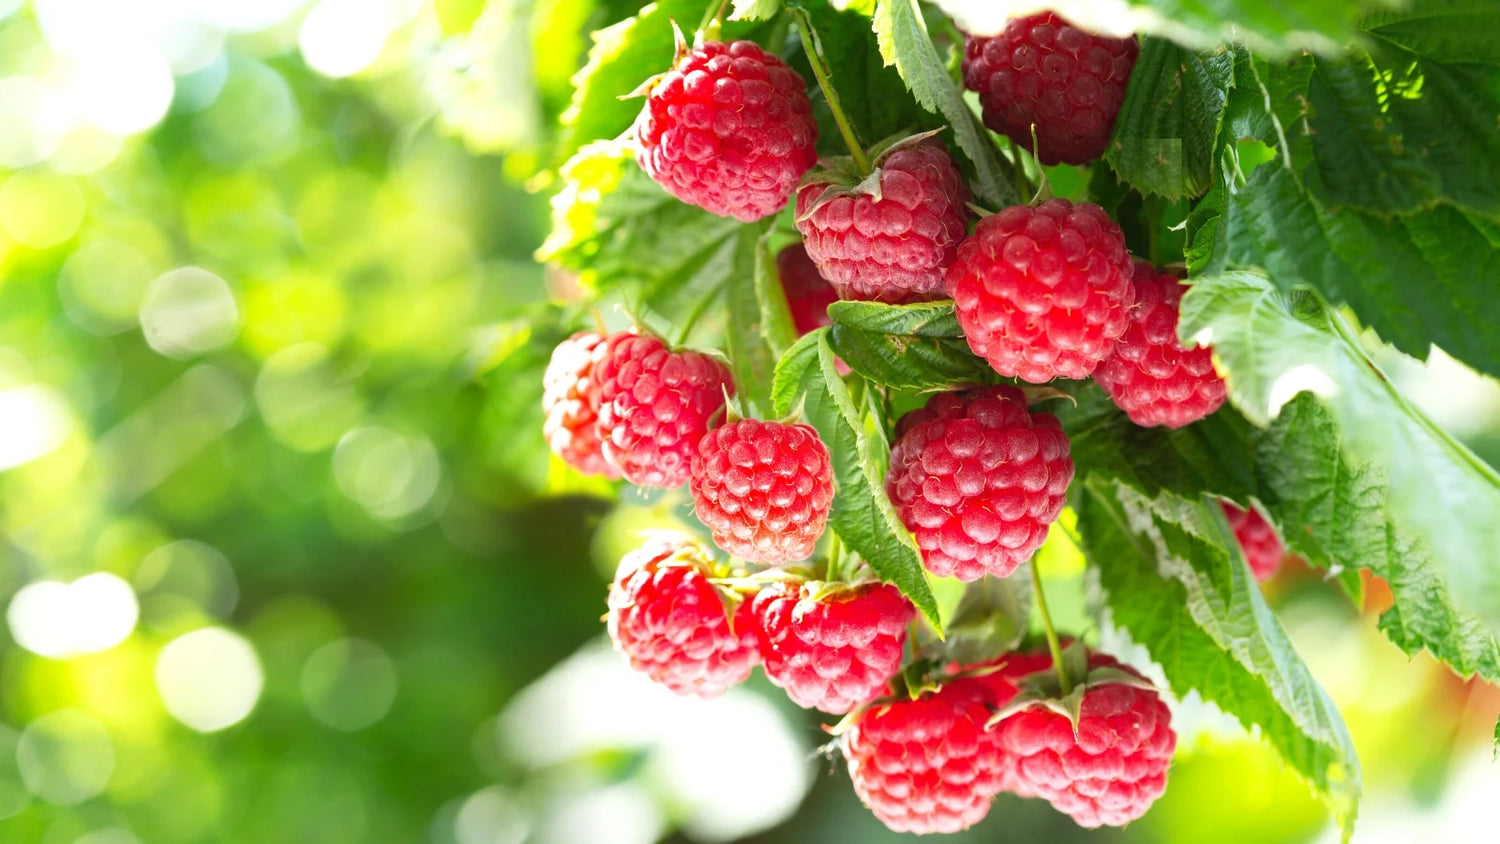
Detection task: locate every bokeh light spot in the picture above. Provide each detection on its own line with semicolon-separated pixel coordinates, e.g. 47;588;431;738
254;344;366;452
139;266;240;358
0;170;84;249
0;384;73;471
0;723;30;819
134;540;240;627
454;786;528;844
16;709;114;806
6;574;138;658
67;43;174;135
300;638;398;731
154;628;263;732
299;0;404;79
332;427;443;521
57;239;156;335
0;76;67;168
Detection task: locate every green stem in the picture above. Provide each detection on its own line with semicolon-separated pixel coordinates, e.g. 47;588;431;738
828;532;847;583
1030;560;1072;696
674;285;721;347
791;8;871;176
1146;194;1160;266
699;0;733;41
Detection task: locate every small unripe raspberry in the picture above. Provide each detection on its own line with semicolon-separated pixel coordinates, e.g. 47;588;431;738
595;332;734;489
962;13;1139;165
886;385;1074;581
635;40;818;222
775;243;838;335
949;199;1134;382
542;331;619;477
1094;262;1226;428
1223;502;1284;581
752;580;914;714
844;672;1019;833
607;534;759;698
690;419;834;564
795;139;970;303
991;652;1176;828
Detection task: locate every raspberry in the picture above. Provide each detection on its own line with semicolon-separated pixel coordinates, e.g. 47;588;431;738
843;673;1017;833
794;139;970;303
635;40;817;222
886;385;1074;581
962;13;1139;166
606;534;759;698
1094;262;1227;428
775;243;838;335
751;580;914;714
991;653;1176;828
1223;502;1284;581
541;331;619;477
595;332;734;489
948;199;1134;382
690;419;834;564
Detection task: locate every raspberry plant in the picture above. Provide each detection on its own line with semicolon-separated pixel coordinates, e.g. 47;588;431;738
542;0;1500;836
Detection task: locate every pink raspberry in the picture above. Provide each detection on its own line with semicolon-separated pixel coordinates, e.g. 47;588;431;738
990;652;1176;828
635;40;817;222
1223;502;1284;581
962;13;1139;165
541;331;619;477
595;332;734;489
843;672;1019;833
886;385;1074;581
948;199;1135;382
794;139;970;303
1094;261;1227;428
751;580;914;714
606;534;759;698
690;419;834;564
775;243;838;335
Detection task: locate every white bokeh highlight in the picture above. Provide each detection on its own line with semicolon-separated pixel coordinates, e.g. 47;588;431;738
7;574;139;659
0;385;73;471
140;267;240;358
155;627;264;732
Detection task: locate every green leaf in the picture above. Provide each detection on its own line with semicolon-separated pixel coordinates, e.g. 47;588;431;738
731;0;783;21
936;572;1033;665
757;237;799;360
772;330;941;629
1106;38;1235;200
1178;272;1500;640
1079;481;1361;832
723;222;778;415
872;0;1017;207
826;300;988;390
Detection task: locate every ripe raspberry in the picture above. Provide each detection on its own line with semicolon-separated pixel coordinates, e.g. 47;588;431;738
962;14;1139;165
886;385;1074;581
690;419;834;564
775;243;838;335
751;580;914;714
794;138;970;304
541;331;619;477
991;654;1176;828
948;199;1134;382
635;40;817;222
595;332;734;489
1094;262;1226;428
843;673;1018;833
1223;502;1284;581
606;534;759;698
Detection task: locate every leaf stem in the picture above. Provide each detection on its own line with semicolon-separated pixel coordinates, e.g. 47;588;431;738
791;8;872;176
828;532;847;583
1030;560;1072;696
674;286;722;347
699;0;733;42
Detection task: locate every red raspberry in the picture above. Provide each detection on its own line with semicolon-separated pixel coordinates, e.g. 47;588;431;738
843;672;1018;833
751;580;914;714
1223;502;1284;581
886;385;1074;581
1094;262;1227;428
595;332;734;489
690;419;834;564
635;40;817;222
775;243;838;335
962;14;1138;165
794;139;970;303
991;653;1176;828
541;331;619;477
606;534;759;698
948;199;1134;382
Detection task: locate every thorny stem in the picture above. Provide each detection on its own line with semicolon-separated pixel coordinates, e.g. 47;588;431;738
1030;560;1073;696
791;8;872;176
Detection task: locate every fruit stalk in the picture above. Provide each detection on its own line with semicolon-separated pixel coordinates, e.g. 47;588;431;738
1030;559;1072;696
791;8;872;176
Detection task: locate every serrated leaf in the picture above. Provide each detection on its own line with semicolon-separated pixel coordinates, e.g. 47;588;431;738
1079;480;1360;832
826;301;987;390
1106;38;1235;199
1178;272;1500;641
724;222;777;416
936;572;1033;665
772;330;941;629
872;0;1017;207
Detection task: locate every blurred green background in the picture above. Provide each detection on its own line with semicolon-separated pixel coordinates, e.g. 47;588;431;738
0;1;1496;842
